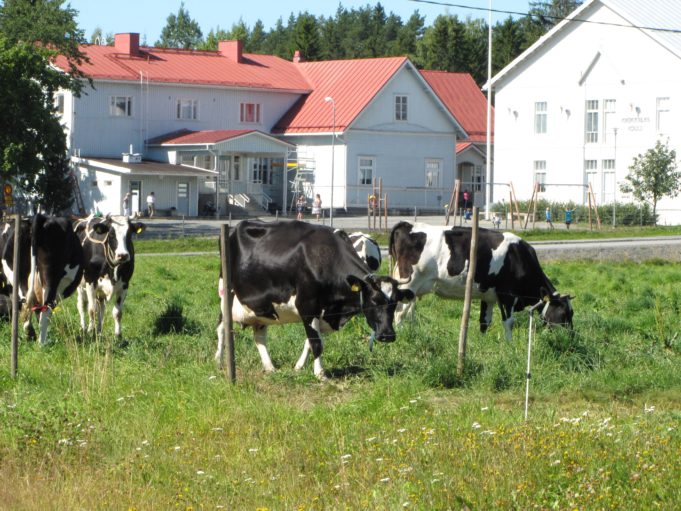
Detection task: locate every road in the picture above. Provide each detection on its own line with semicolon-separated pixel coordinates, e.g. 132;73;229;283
138;215;681;262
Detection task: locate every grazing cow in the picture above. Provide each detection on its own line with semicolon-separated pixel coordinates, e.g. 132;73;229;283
0;215;84;344
348;231;382;271
389;222;573;340
0;219;31;319
75;214;146;338
216;220;414;379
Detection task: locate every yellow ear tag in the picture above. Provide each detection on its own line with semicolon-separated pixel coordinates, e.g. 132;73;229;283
52;306;60;314
543;295;550;303
351;284;361;292
136;227;143;234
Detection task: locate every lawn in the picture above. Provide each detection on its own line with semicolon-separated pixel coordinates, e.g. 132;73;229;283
0;244;680;509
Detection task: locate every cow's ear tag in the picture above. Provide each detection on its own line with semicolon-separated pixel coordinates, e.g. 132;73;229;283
351;283;361;292
136;227;143;234
542;295;550;302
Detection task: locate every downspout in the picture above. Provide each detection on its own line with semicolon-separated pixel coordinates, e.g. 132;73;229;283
208;145;219;219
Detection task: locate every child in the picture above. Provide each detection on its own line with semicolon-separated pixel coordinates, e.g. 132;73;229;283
545;207;554;230
492;213;502;229
565;207;575;230
296;194;306;221
311;194;322;221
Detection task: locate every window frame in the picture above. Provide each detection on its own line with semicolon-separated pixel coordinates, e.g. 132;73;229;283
534;160;547;192
240;102;262;124
656;97;670;133
358;156;375;186
534;101;547;134
394;94;408;121
109;95;132;117
176;98;198;120
424;158;442;188
585;99;599;143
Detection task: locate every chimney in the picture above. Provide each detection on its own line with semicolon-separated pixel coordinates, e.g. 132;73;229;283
219;40;243;63
115;33;140;55
293;50;304;63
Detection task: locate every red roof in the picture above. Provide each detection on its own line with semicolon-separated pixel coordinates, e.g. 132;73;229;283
53;45;311;92
273;57;408;134
420;70;493;143
146;129;255;145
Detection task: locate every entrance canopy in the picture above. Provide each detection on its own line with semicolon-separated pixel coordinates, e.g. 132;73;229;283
146;129;294;154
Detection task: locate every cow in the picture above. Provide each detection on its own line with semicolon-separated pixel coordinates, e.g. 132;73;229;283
348;231;382;271
215;220;414;380
74;214;146;338
0;219;31;319
389;222;573;340
1;214;84;344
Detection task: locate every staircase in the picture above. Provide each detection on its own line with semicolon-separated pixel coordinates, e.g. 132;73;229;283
69;169;86;215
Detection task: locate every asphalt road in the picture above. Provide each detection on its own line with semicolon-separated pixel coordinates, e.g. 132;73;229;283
138;215;681;262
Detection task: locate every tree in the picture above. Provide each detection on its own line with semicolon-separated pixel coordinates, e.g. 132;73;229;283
155;2;203;49
291;13;321;61
620;140;681;223
0;0;87;212
528;1;583;32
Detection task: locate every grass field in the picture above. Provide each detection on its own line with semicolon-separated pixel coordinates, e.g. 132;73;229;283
1;240;680;509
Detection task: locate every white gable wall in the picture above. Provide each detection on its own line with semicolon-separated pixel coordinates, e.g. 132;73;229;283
494;1;681;223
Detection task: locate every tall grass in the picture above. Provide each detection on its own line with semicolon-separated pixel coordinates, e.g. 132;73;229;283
0;250;679;509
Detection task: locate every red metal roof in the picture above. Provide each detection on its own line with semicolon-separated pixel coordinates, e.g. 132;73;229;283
420;70;493;143
53;45;311;92
146;129;255;145
273;57;408;134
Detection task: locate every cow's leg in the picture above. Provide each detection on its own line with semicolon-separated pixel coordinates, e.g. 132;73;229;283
294;339;311;371
77;286;88;332
95;295;106;334
215;313;225;367
303;319;325;380
497;296;518;341
111;286;128;337
253;325;275;373
85;283;98;333
38;308;53;346
479;299;495;333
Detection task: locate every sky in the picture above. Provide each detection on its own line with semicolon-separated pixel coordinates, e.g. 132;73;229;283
67;0;532;45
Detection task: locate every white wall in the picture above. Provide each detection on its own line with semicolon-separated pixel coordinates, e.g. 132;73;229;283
493;1;681;222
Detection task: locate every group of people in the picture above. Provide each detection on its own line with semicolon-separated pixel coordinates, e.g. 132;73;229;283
545;206;575;230
122;191;155;217
297;193;323;221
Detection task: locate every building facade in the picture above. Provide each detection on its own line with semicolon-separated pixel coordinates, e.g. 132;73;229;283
491;0;681;223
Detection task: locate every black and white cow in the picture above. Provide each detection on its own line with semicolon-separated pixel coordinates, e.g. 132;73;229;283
389;222;573;340
0;219;31;319
216;220;414;379
1;215;84;344
74;214;146;338
348;231;382;271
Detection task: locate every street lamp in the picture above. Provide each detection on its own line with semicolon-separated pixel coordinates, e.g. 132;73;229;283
325;96;336;227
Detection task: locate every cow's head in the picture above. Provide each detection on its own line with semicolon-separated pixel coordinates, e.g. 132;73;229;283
348;274;414;343
91;215;146;264
540;291;574;331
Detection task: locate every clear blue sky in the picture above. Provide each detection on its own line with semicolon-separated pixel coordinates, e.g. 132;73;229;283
68;0;532;44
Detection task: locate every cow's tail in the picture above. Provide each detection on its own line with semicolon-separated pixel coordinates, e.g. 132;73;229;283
26;214;47;311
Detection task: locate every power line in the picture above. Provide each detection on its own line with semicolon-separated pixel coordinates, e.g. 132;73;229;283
409;0;681;34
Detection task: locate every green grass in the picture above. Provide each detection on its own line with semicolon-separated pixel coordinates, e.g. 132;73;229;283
0;248;680;509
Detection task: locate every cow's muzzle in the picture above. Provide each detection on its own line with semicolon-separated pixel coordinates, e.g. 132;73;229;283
375;331;396;343
115;253;130;263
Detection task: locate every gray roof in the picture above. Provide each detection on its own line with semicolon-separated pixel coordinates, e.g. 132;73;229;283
74;157;217;177
491;0;681;88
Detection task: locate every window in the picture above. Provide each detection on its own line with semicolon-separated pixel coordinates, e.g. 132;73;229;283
585;99;599;143
55;94;64;115
584;159;598;194
657;97;670;134
473;165;484;192
240;102;261;123
395;95;408;121
603;99;616;143
177;99;198;120
110;96;132;117
534;101;547;134
180;153;195;166
425;159;441;188
197;154;213;170
178;182;188;198
534;160;546;192
233;155;241;181
602;159;616;202
358;157;375;185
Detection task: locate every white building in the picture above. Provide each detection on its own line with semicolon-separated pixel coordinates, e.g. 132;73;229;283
491;0;681;223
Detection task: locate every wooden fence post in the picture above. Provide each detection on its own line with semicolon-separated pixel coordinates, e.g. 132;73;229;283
10;214;20;378
220;225;236;382
457;207;479;378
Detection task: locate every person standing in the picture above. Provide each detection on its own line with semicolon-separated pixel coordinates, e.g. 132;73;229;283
463;189;470;209
122;192;131;216
565;207;575;230
146;191;156;218
296;194;306;221
545;207;554;230
311;194;322;221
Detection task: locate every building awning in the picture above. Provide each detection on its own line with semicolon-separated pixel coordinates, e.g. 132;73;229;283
146;129;294;154
72;157;218;177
